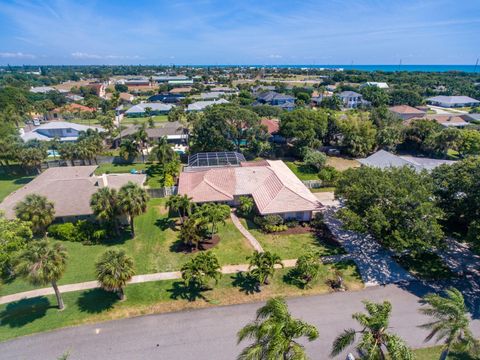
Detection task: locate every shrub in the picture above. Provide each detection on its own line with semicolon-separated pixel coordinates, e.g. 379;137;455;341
288;252;323;288
318;165;340;187
254;214;285;233
303;148;327;171
285;219;299;228
310;212;325;230
238;196;255;216
48;223;78;242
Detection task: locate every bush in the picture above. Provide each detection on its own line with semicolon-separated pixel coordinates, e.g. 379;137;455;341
238;196;255;217
318;165;340;187
303;148;327;171
254;215;286;233
48;223;78;242
285;219;299;228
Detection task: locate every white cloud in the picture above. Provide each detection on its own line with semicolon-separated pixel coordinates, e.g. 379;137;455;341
268;54;282;59
0;52;36;59
71;52;140;60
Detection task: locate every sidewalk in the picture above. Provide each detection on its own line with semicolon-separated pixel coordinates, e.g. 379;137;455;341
230;210;264;252
0;259;297;306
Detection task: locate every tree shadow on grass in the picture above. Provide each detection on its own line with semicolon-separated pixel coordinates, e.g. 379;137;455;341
155;218;177;231
167;281;208;302
77;288;118;314
0;297;53;327
231;272;261;295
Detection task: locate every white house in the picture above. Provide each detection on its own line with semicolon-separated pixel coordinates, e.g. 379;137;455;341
427;96;480;108
360;82;389;89
21;121;104;142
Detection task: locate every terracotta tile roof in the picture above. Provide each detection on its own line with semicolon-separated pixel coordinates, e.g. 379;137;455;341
261;118;280;134
389;105;425;115
53;103;96;113
425;114;469;127
178;160;321;214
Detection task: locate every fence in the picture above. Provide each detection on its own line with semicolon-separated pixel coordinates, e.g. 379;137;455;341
40;156;146;170
147;186;177;198
302;180;323;189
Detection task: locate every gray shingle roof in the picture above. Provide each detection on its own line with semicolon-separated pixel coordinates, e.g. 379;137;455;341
125;103;174;114
427;96;480;105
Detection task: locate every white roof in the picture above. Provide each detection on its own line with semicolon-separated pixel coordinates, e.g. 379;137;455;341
187;99;229;111
200;92;226;99
125;103;174;114
363;82;389;89
30;86;56;93
21;121;104;142
427;96;480;105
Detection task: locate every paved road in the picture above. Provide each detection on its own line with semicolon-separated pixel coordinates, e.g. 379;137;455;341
2;283;480;360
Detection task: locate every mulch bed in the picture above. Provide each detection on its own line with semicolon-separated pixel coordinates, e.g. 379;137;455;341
271;226;313;235
199;235;221;250
271;224;342;248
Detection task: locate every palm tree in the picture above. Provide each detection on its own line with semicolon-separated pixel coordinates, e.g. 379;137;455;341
197;203;230;237
15;194;55;235
247;251;283;286
119;139;140;162
181;251;221;290
58;142;77;166
149;137;176;165
118;182;149;237
166;194;194;224
95;249;135;301
90;187;121;234
331;300;413;359
134;124;149;163
419;287;479;360
289;252;322;289
237;297;319;360
16;240;68;309
178;216;203;251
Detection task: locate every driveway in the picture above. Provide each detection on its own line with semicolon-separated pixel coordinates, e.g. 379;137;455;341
3;284;479;360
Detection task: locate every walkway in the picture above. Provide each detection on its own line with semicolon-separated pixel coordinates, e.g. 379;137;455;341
323;208;415;286
230;210;264;252
0;260;297;306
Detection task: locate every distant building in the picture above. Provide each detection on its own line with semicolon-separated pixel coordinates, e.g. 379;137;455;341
148;93;184;103
125;103;174;116
254;91;295;110
21;121;104;142
389;105;426;120
187;99;229;112
360;82;389;89
200;91;226;100
65;94;84;102
153;75;190;83
86;83;106;98
358;150;456;172
30;86;56;94
169;87;192;94
113;121;188;147
426;96;480;108
424;114;469;128
261;118;285;143
338;91;369;109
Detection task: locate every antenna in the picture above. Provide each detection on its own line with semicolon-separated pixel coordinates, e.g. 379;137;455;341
399;59;402;71
474;58;479;73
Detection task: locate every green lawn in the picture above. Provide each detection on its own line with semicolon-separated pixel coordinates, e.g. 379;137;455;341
0;173;35;202
1;199;253;296
239;218;345;259
285;161;319;181
310;187;336;193
0;263;362;342
394;252;454;280
93;162;163;188
413;345;474;359
121;115;168;124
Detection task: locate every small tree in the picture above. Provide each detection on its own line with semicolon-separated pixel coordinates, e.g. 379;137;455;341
247;251;283;286
303;148;327;171
15;194;55;236
16;240;68;310
95;249;135;301
420;287;479;360
237;297;319;360
331;300;413;359
238;196;254;217
90;187;121;234
166;194;194;224
178;216;204;250
197;203;230;237
181;252;221;292
289;252;322;289
118;182;149;237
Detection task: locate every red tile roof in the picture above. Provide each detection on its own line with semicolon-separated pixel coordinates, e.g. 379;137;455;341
261;118;280;134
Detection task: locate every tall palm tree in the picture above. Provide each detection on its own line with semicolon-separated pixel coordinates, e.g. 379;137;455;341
247;251;283;286
198;203;230;237
119;139;140;162
331;300;413;359
420;287;479;360
16;240;68;309
149;136;176;165
90;187;121;234
95;249;135;301
134;124;149;163
237;297;319;360
15;194;55;236
118;182;149;237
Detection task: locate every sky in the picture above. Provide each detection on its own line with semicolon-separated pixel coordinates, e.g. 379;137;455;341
0;0;479;66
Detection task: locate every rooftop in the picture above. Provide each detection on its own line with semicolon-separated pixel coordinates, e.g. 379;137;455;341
389;105;426;115
427;95;480;105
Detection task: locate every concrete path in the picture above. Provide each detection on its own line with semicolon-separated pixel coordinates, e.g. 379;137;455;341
323;209;415;286
0;260;297;305
2;283;479;360
428;105;468;115
230;210;264;252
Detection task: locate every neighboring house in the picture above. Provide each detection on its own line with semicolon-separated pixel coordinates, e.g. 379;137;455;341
187;99;229;112
358;150;456;172
124;78;150;86
338;91;369;109
148;93;184;103
463;113;480;122
30;86;56;94
389;105;426;120
200;91;226;100
360;82;389;89
0;166;145;222
169;87;192;94
211;86;237;93
21;121;104;142
178;158;322;221
125;103;174;117
261;118;285;143
65;94;84;102
113;121;188;147
153;75;190;83
424;114;469;128
168;79;194;86
256;91;295;106
86;83;106;98
252;85;276;95
426;96;480;108
48;103;97;120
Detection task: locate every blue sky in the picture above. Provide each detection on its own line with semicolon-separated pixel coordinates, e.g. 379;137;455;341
0;0;479;65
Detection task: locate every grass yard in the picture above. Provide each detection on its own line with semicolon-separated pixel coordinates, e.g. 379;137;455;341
284;161;319;181
394;252;454;280
413;345;474;359
0;263;362;342
93;162;165;188
326;156;360;171
121;115;168;125
310;187;336;193
0;173;35;202
1;199;254;296
240;218;345;259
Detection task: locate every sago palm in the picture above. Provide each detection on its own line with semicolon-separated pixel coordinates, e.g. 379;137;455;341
331;300;413;360
237;297;319;360
15;194;55;236
419;287;479;360
95;249;135;300
16;240;68;309
118;182;149;237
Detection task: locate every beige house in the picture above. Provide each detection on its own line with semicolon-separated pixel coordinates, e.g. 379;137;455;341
0;166;146;222
178;160;322;221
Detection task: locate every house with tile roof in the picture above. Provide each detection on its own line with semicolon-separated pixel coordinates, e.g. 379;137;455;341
178;159;322;221
0;166;146;222
427;96;480;108
125;102;175;117
389;105;426;120
21;121;104;142
186;99;229;112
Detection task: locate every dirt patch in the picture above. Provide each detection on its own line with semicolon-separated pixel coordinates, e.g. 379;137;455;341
173;235;221;253
199;235;221;250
